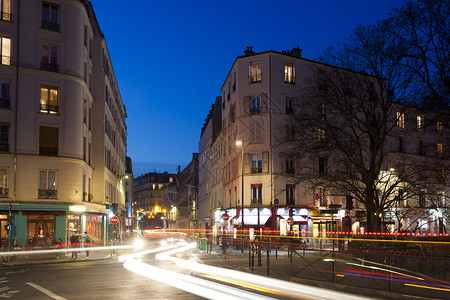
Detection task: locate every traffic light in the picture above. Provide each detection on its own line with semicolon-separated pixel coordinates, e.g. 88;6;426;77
346;195;354;210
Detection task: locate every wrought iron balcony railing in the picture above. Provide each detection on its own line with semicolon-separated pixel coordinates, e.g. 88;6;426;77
41;20;60;32
38;189;57;199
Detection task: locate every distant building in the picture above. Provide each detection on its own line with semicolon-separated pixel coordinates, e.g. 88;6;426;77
0;0;128;248
133;171;176;229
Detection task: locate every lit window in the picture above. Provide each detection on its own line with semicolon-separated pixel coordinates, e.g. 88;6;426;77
0;0;11;21
0;168;7;198
40;86;59;114
417;115;424;131
437;192;445;207
437;143;443;158
318;128;326;145
285;64;295;84
0;36;10;65
249;63;261;83
397;111;404;128
437;120;443;134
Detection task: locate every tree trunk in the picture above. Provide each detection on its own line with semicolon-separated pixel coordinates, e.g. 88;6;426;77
366;210;382;233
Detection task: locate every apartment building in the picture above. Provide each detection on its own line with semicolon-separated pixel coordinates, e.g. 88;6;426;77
0;0;128;248
198;46;449;236
133;171;176;229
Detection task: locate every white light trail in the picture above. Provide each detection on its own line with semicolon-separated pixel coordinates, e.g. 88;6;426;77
0;245;134;256
123;259;275;300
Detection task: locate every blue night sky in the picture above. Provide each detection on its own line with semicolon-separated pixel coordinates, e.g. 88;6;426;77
91;0;408;177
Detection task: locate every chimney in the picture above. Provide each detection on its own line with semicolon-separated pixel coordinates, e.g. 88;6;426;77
243;46;255;56
290;45;302;58
177;165;181;174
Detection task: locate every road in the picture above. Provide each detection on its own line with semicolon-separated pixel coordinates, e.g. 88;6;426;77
0;239;448;299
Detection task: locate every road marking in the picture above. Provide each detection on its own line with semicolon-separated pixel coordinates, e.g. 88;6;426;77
25;282;66;300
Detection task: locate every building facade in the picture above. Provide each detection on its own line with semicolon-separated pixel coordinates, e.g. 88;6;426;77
197;46;449;237
0;0;128;248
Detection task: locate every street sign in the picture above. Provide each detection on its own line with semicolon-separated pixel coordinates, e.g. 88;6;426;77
222;213;229;221
110;216;119;224
287;217;292;225
315;194;320;200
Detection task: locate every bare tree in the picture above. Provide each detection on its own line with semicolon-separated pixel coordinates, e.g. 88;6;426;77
284;1;449;232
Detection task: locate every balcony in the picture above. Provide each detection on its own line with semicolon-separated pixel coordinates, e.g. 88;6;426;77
0;187;8;198
41;20;60;32
40;104;59;114
0;143;9;153
41;61;59;72
251;167;262;174
0;98;10;109
38;189;57;199
0;12;11;22
1;55;10;65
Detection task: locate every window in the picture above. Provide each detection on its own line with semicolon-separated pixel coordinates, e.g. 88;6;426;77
437;143;443;158
83;99;87;124
318;128;326;146
0;168;7;198
417;115;424;131
249;63;261;83
437;192;445;207
437;120;443;135
284;64;295;84
0;82;10;108
286;155;295;174
0;0;11;21
38;170;57;199
0;36;10;65
233;71;236;91
397;111;405;128
251;184;262;204
419;190;426;207
286;185;295;205
321;103;326;121
285;96;294;114
319;157;327;175
41;45;58;72
39;126;58;156
251;96;260;114
319;186;327;206
0;123;9;152
418;140;424;156
398;137;404;153
251;154;262;173
41;3;59;31
40;86;58;113
286;123;295;141
438;167;445;184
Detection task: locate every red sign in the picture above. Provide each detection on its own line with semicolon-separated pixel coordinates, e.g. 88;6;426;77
222;213;230;221
315;194;320;200
110;216;119;224
287;217;292;225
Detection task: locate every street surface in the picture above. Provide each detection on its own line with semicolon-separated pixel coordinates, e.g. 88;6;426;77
0;237;448;299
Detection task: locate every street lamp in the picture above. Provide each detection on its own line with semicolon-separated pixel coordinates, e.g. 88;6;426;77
236;139;244;253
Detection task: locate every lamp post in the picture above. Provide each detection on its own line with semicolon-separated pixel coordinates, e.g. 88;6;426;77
236;139;245;253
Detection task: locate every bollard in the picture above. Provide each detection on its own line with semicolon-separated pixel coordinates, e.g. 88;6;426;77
249;246;251;268
290;247;293;277
275;245;278;260
258;244;262;267
266;247;269;276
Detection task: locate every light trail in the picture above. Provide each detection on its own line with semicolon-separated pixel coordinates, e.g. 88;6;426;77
153;242;373;300
123;259;276;300
0;245;134;256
